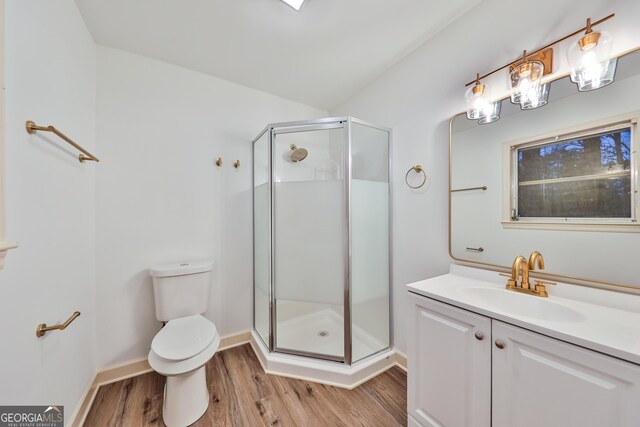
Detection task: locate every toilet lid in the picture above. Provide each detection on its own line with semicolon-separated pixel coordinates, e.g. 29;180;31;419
151;315;217;361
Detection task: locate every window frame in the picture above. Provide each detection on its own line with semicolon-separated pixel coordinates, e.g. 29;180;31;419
502;114;640;232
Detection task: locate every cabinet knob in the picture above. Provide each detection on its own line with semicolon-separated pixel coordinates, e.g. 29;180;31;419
495;339;506;349
474;331;484;341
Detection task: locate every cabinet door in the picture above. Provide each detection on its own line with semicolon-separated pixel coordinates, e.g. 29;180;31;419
492;320;640;427
408;293;491;427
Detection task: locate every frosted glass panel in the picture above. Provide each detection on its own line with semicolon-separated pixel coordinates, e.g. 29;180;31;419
273;127;345;358
253;132;270;345
350;123;390;362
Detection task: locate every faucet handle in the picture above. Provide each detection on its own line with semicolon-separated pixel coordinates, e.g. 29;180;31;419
533;279;556;297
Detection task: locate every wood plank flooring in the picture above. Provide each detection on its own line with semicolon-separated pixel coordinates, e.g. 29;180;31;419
84;344;407;427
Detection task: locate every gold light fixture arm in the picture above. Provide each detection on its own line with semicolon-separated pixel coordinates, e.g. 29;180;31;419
36;311;81;337
25;121;99;163
464;13;615;87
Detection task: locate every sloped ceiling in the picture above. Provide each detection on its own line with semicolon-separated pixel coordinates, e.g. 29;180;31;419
75;0;482;110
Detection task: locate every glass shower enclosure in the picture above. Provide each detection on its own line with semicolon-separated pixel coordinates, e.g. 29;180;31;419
253;117;391;365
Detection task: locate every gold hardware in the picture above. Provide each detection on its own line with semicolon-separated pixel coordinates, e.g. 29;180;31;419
509;48;553;78
495;339;505;349
474;331;485;341
233;160;240;169
509;255;530;289
215;158;223;167
471;73;486;95
464;13;614;87
451;185;487;193
25;121;99;163
36;311;81;337
579;32;601;50
578;18;602;51
505;252;555;297
405;165;428;189
529;251;544;271
531;278;557;298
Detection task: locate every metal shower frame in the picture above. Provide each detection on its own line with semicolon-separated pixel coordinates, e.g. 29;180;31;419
251;116;393;365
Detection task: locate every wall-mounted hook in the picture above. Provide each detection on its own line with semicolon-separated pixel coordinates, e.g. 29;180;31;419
215;158;223;167
233;160;240;169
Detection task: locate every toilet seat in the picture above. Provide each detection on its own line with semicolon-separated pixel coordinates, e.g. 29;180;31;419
148;315;220;376
152;315;217;361
149;333;220;376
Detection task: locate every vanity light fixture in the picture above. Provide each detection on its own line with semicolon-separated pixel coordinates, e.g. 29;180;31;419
463;13;615;124
509;51;550;110
279;0;307;11
465;73;501;124
567;18;617;91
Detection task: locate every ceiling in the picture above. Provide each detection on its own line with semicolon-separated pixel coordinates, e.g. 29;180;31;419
75;0;482;110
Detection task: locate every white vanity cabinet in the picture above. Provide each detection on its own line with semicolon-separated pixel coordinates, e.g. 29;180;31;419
408;293;491;427
408;292;640;427
492;321;640;427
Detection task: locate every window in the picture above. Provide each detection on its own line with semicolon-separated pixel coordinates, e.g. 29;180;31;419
510;121;636;224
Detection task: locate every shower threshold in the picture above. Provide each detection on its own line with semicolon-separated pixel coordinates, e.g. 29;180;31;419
250;330;400;389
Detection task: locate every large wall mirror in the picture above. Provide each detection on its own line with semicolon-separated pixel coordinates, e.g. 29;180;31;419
450;47;640;290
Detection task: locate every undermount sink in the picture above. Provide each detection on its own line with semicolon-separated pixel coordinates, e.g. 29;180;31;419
460;287;585;323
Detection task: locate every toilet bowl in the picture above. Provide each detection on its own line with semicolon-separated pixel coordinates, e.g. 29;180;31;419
148;261;217;427
148;315;220;426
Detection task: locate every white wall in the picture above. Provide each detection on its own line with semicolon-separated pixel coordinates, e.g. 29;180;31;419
332;0;640;353
0;0;97;421
95;46;326;368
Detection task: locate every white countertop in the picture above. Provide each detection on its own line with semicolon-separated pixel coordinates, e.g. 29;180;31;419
407;265;640;365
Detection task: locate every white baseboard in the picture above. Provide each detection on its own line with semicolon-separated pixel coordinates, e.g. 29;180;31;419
68;330;252;427
394;349;407;371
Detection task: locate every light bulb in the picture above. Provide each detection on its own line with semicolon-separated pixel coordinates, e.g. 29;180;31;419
567;29;616;91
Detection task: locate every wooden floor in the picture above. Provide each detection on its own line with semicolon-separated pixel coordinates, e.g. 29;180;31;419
84;344;407;427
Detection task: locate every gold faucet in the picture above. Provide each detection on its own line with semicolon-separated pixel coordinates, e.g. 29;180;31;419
529;251;544;271
505;252;555;297
508;256;530;289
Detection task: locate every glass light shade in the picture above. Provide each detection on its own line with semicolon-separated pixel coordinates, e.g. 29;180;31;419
520;83;550;110
465;84;490;120
510;60;544;106
567;31;616;91
477;100;501;125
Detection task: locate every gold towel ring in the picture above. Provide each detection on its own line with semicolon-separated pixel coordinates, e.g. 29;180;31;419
405;165;428;189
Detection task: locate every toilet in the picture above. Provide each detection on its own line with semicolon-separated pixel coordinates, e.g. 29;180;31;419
148;261;219;427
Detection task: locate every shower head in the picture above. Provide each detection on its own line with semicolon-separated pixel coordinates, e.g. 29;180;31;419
290;144;308;162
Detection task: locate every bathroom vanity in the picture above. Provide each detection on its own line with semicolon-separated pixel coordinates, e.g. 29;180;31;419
406;265;640;427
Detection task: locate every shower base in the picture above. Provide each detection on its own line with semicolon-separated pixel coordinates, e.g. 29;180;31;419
276;305;385;361
250;301;399;389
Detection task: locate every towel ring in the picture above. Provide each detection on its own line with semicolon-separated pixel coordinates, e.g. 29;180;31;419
405;165;428;189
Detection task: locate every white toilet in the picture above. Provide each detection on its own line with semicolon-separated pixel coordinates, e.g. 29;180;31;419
148;261;219;427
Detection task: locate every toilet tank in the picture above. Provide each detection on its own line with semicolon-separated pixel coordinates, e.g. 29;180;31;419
150;261;213;321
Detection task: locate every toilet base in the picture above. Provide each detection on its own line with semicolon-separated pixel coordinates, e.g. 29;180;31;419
162;366;209;427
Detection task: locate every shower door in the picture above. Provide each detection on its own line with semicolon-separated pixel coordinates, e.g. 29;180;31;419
271;121;347;361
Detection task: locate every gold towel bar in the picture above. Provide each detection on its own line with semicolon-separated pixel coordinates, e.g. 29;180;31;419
451;185;487;193
26;121;99;163
36;311;81;337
